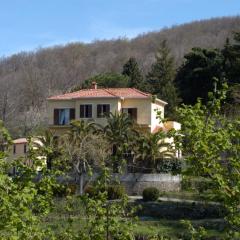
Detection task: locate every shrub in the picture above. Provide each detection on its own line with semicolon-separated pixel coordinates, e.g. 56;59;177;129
66;184;77;195
182;177;216;193
156;158;182;174
84;185;96;197
53;183;77;197
142;187;159;201
107;184;125;200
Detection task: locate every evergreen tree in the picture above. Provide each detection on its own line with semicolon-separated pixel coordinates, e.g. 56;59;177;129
122;57;144;89
222;33;240;84
146;40;178;118
175;47;224;105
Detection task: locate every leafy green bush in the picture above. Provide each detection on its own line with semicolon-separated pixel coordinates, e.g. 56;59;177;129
84;185;96;197
84;184;125;200
142;187;160;201
107;184;125;200
156;158;182;174
182;177;216;193
53;183;77;197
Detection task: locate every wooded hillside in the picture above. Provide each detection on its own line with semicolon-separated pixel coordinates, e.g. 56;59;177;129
1;16;240;136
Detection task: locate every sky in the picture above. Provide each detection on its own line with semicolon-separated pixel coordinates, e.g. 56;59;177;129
0;0;240;57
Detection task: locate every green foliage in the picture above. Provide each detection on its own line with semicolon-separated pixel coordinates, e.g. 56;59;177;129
61;120;110;194
0;123;60;239
0;120;12;151
146;40;179;118
84;185;96;198
104;112;137;171
80;72;129;90
78;169;136;240
142;187;160;202
177;82;240;237
176;47;225;105
122;57;144;89
134;130;177;173
181;220;207;240
0;121;137;239
222;32;240;84
156;158;181;174
85;184;125;200
107;184;125;200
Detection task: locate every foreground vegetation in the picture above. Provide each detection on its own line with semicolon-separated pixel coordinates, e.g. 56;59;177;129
0;83;240;239
42;197;226;240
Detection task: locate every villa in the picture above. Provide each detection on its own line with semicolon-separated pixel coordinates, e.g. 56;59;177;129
47;82;181;135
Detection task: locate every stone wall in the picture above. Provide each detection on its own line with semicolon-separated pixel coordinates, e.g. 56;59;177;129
116;173;181;195
69;173;181;195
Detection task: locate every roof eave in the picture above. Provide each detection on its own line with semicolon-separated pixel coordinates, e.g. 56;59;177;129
155;98;168;105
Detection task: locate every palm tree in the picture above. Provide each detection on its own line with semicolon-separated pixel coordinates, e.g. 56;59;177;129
104;112;137;172
29;129;60;171
134;131;174;173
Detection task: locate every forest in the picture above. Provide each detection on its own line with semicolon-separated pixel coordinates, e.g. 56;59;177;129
0;16;240;137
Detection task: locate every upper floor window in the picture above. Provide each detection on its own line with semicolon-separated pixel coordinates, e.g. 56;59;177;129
80;104;92;118
54;108;75;125
97;104;110;118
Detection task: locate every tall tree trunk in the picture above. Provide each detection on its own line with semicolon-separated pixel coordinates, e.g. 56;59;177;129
79;173;84;195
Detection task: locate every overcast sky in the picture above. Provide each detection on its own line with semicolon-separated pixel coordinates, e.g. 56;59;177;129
0;0;239;57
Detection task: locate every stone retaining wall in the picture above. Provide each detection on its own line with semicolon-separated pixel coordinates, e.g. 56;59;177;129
116;173;181;195
68;173;181;195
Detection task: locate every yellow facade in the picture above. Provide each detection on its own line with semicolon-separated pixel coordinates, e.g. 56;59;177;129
47;97;167;135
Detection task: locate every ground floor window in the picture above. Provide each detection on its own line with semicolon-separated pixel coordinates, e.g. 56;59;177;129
97;104;110;117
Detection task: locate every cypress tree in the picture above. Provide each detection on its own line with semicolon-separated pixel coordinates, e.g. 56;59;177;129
146;40;178;118
122;57;144;89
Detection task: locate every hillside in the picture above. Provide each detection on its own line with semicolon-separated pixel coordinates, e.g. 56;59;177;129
1;16;240;136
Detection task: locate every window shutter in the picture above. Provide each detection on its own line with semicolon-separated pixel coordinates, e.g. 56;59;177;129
70;108;75;121
88;105;92;118
80;105;84;118
97;105;101;117
54;109;59;125
24;144;27;154
106;104;110;116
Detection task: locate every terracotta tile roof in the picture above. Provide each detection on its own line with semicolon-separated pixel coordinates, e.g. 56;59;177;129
48;88;152;100
13;138;28;144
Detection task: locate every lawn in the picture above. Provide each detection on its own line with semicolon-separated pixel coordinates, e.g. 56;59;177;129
42;197;227;239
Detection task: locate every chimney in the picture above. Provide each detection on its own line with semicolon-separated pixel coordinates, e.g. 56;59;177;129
91;81;97;89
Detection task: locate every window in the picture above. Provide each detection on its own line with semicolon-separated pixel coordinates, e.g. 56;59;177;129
122;108;137;121
13;144;16;154
54;108;75;125
97;104;110;118
80;105;92;118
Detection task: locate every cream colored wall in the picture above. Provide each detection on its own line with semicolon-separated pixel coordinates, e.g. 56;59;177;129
47;100;75;125
121;98;152;126
9;143;27;158
48;98;167;133
75;98;119;126
151;103;165;132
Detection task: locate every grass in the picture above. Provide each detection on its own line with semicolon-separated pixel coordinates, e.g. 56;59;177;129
41;196;226;239
159;190;217;202
134;218;225;239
